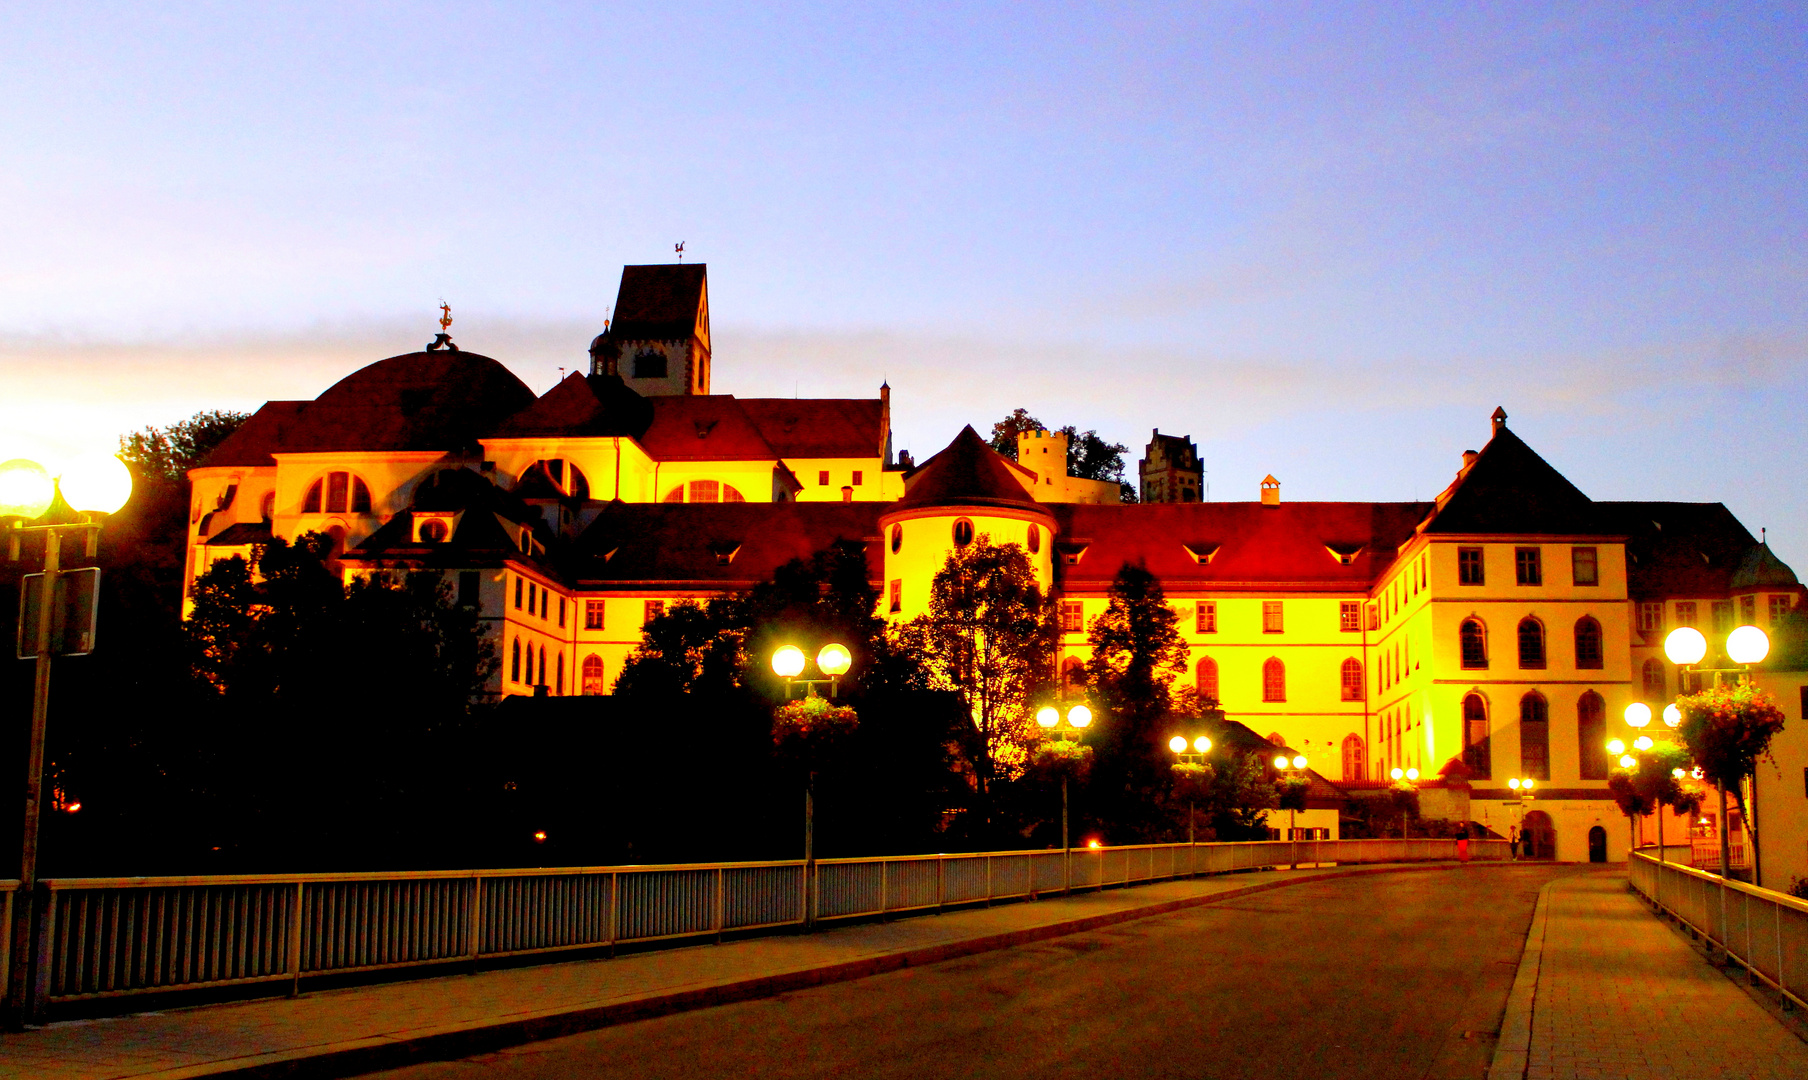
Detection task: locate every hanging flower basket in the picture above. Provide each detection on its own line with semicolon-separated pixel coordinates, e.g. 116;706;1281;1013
1169;761;1214;802
1028;739;1093;785
772;695;860;767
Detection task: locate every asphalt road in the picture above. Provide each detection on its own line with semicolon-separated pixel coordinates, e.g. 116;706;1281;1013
370;864;1596;1080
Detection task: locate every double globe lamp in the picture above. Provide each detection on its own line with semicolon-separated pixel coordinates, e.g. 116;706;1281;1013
1;454;134;523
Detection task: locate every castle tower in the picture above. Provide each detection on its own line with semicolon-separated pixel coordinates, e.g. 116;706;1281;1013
588;264;711;396
1139;429;1202;503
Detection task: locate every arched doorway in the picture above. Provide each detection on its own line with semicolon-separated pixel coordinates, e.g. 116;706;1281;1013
1587;825;1607;863
1522;811;1557;860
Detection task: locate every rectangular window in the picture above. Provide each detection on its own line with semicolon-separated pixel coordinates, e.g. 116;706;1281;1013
889;579;902;614
326;471;349;514
1366;603;1379;631
1771;595;1794;625
1339;601;1361;633
585;600;605;630
1637;602;1664;635
1571;547;1598;586
644;600;664;623
514;576;523;610
558;597;566;628
1196;601;1217;634
1515;547;1542;586
1740;595;1756;624
852;470;863;486
1262;601;1283;633
458;571;479;608
1062;601;1085;633
1675;601;1697;628
1711;601;1733;636
818;470;830;486
541;589;549;620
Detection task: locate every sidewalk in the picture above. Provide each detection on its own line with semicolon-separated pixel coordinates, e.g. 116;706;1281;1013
0;861;1463;1080
1489;872;1808;1080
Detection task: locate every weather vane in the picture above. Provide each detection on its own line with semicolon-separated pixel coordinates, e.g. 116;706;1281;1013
439;300;453;333
675;241;685;263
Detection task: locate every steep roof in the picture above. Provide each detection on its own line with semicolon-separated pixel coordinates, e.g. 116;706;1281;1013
489;372;654;440
566;502;885;588
607;264;708;342
348;467;542;565
1420;418;1599;535
1594;502;1758;598
1731;541;1800;589
198;351;536;466
1053;501;1431;591
738;398;886;459
640;397;779;461
893;426;1046;514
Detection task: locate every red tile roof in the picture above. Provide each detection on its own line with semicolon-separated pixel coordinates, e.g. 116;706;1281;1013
893;426;1046;514
568;502;885;589
738;398;886;459
639;397;778;461
488;372;654;439
607;264;707;342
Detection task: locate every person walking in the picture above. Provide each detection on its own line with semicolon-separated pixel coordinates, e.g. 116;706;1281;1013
1508;825;1520;860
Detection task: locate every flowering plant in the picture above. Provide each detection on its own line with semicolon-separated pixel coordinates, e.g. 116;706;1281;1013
1028;738;1094;785
771;695;859;770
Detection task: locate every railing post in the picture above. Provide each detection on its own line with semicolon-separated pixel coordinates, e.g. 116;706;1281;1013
936;856;945;914
608;872;619;959
714;868;724;944
287;881;304;998
880;860;888;920
28;884;54;1023
467;874;482;972
985;856;992;906
0;889;11;1007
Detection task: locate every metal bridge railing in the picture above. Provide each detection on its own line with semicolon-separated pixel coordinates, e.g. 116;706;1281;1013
1629;850;1808;1012
25;837;1503;1009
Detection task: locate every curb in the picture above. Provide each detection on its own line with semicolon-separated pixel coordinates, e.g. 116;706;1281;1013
112;861;1504;1080
1486;876;1556;1080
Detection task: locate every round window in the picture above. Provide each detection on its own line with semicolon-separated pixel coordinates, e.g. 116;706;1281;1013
422;519;449;543
890;523;903;553
1027;524;1040;553
952;519;974;547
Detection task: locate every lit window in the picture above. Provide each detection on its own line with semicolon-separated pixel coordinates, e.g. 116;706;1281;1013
1262;601;1283;633
1460;618;1488;669
1574;617;1603;669
1515;547;1542;586
1196;601;1217;634
585;600;605;630
1339;658;1363;701
1340;601;1361;632
1518;617;1546;669
582;655;605;695
1196;656;1219;701
1262;657;1286;702
1459;547;1484;585
1571;547;1598;586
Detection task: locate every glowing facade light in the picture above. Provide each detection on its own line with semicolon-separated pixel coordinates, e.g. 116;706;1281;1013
1619;754;1637;769
1292;755;1308;770
0;458;54;519
59;453;133;515
1606;738;1626;756
1623;702;1652;728
816;643;852;676
1169;735;1189;753
1663;704;1682;728
1633;735;1654;751
1067;705;1093;728
533;830;548;843
1726;625;1770;665
1037;706;1060;729
1663;626;1708;667
1087;839;1101;849
1193;736;1212;754
771;646;806;678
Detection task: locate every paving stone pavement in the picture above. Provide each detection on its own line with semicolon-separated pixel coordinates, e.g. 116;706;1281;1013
1490;872;1808;1080
0;862;1446;1080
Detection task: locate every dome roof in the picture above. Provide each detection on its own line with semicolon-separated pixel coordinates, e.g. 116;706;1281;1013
1730;541;1799;590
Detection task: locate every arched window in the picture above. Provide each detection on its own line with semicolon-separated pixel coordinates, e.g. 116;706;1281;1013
1027;524;1040;554
510;638;521;683
890;524;903;553
1195;656;1219;702
1573;616;1603;670
662;485;684;503
556;653;564;695
1517;617;1546;670
1641;658;1665;700
689;480;719;503
1062;657;1085;697
1341;734;1366;782
260;491;276;520
952;519;974;547
1460;618;1488;669
661;481;746;503
582;655;606;696
1520;692;1550;780
1262;657;1286;702
1462;693;1491;778
304;472;371;515
1339;658;1363;701
1577;691;1607;779
539;646;548;688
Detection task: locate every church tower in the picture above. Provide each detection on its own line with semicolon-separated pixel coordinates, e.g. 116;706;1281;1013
588;264;712;396
1139;429;1203;502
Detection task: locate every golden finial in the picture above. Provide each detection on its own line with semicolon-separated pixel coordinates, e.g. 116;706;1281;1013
674;241;685;263
439;300;453;333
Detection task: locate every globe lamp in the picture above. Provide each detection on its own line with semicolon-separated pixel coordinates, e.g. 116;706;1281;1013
771;646;806;678
1606;738;1625;756
1169;736;1188;754
816;643;852;677
1623;702;1652;728
1663;627;1708;667
1067;705;1092;728
1633;735;1654;751
59;452;133;515
1037;706;1060;729
1663;703;1682;728
0;459;54;519
1193;736;1212;754
1726;625;1770;665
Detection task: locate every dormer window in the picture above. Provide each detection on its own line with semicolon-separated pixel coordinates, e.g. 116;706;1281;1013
415;511;456;543
1182;544;1219;565
304;472;372;514
1325;544;1364;566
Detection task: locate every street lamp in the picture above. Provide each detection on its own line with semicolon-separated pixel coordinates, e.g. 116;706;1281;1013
1166;732;1212;848
1038;704;1092;868
1273;754;1309;869
4;453;132;1027
1506;777;1537;859
1662;623;1770;881
771;642;854;930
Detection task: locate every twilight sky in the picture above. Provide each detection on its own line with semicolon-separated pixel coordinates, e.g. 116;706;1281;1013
3;3;1805;566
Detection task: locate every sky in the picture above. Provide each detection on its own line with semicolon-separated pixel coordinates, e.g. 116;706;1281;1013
2;3;1805;566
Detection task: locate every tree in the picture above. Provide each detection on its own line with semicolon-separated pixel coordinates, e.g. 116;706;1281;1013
1086;563;1189;767
986;409;1137;503
1675;681;1788;880
120;410;251;484
899;536;1056;831
1608;743;1705;855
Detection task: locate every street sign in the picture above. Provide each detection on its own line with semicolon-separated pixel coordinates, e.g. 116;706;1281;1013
16;567;100;659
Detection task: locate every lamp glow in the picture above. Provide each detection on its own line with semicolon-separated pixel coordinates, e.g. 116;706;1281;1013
1634;735;1654;751
1606;738;1625;755
1663;704;1682;728
1392;767;1405;780
1275;756;1289;770
1508;778;1520;790
1523;779;1535;791
0;459;54;519
1672;768;1686;779
1623;702;1652;728
1037;706;1059;729
58;452;132;515
1169;735;1189;754
1067;705;1093;729
1726;625;1770;665
771;645;806;678
1405;768;1419;780
1193;736;1212;754
1663;626;1708;667
816;643;852;676
1619;754;1637;769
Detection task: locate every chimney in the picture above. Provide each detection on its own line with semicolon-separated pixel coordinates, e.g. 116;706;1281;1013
1491;406;1508;436
1261;474;1280;507
1462;450;1479;470
879;381;891;459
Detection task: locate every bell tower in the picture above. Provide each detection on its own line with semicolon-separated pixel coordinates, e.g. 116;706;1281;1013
589;264;712;396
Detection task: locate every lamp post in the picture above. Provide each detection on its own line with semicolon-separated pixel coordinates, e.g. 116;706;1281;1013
1388;766;1419;840
1506;777;1536;859
1663;624;1770;882
2;454;132;1028
1274;753;1309;870
771;642;852;930
1037;704;1092;891
1166;732;1213;845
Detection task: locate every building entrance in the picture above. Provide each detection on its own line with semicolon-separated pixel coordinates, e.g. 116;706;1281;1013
1588;825;1607;863
1522;811;1557;860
